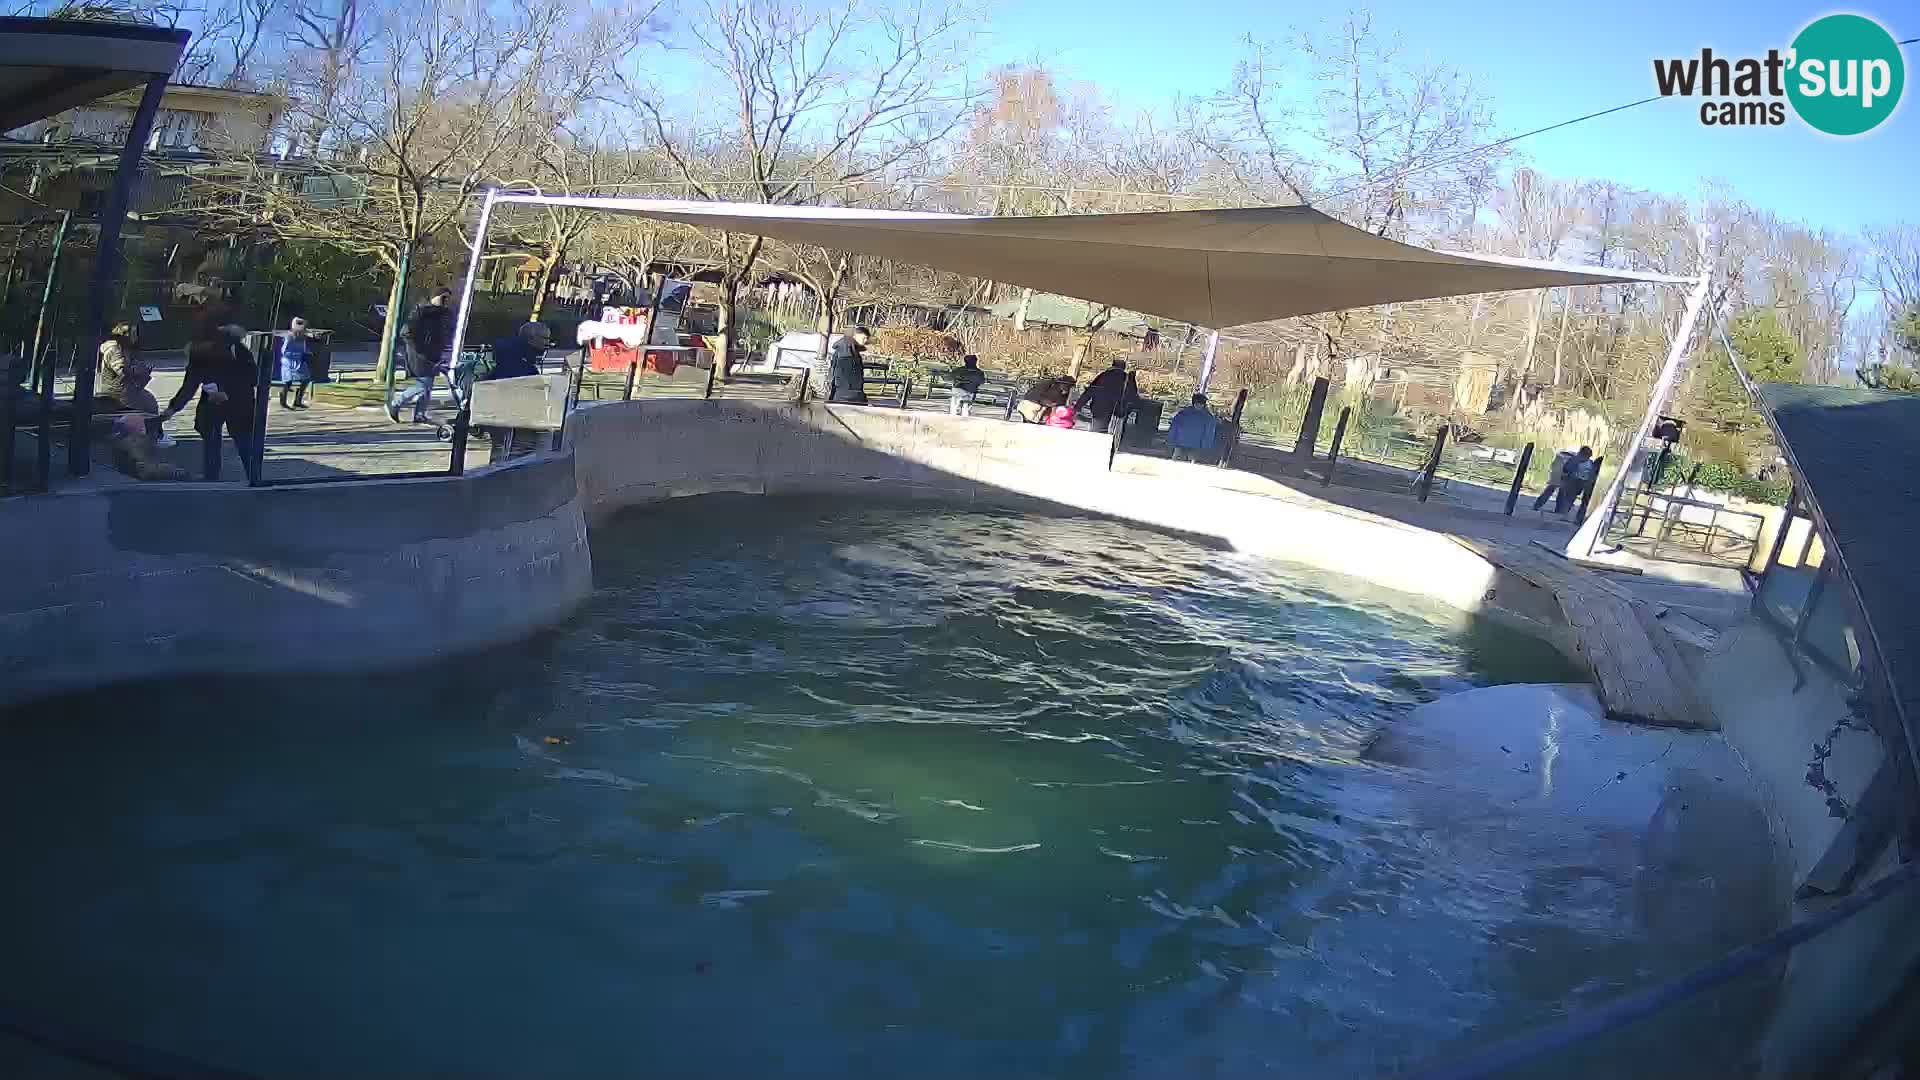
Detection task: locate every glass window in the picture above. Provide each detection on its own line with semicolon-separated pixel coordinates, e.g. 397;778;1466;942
1800;568;1864;679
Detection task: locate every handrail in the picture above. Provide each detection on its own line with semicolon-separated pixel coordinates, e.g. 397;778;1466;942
1412;859;1920;1080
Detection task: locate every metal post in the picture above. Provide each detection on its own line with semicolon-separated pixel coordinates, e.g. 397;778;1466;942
1568;248;1712;556
898;378;911;409
29;210;70;390
448;189;497;376
791;367;809;405
1197;329;1219;393
1505;442;1534;515
1322;406;1351;488
1218;388;1249;468
1574;455;1605;524
1003;388;1017;422
248;331;271;485
1416;424;1448;502
553;346;587;452
73;75;168;477
1293;376;1329;460
704;360;716;399
623;360;638;401
446;406;469;476
34;340;55;491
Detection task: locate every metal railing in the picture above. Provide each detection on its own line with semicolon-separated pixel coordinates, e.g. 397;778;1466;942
1602;486;1764;568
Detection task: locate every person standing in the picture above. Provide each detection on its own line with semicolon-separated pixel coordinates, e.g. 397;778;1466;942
827;326;872;404
278;316;314;410
388;287;457;423
948;354;986;416
1075;357;1134;432
160;317;258;481
1166;393;1221;462
96;322;176;447
482;322;552;463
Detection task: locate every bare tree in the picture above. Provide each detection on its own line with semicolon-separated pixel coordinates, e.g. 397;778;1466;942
632;0;977;379
189;0;574;376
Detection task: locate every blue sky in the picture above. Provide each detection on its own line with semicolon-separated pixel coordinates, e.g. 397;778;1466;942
976;0;1916;234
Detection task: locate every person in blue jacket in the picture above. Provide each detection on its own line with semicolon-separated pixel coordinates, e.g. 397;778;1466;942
1166;393;1221;462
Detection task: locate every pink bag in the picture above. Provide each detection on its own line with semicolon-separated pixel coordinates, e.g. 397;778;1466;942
1045;405;1075;429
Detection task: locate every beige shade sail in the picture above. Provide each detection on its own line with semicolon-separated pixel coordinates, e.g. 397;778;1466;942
485;195;1692;329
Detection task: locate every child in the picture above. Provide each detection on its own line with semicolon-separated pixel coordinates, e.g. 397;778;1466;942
949;354;986;417
1045;403;1076;429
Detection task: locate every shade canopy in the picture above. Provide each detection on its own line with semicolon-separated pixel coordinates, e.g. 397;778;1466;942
488;195;1691;329
0;18;188;134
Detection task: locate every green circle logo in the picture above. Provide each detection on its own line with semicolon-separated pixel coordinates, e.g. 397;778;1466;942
1787;13;1904;135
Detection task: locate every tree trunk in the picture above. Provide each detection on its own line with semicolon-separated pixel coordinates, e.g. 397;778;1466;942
1014;288;1033;332
1550;289;1572;390
374;261;406;383
1068;331;1093;381
528;243;563;322
1508;291;1545;417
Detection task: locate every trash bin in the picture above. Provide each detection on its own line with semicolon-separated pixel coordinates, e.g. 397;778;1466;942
1126;399;1164;447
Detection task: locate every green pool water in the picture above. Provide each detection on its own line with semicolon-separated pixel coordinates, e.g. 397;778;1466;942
1;498;1780;1078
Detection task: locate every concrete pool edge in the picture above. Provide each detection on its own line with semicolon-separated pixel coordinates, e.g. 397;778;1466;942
1;396;1580;707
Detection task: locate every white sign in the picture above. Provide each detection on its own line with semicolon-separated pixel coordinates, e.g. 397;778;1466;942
138;305;162;322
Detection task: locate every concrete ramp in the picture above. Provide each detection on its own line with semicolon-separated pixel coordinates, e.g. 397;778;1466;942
1455;538;1714;729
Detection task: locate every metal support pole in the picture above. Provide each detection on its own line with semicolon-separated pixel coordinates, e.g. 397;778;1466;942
73;75;167;477
446;406;469;476
1568;249;1712;556
1505;442;1534;516
553;346;587;452
1196;329;1219;394
34;340;55;491
1218;387;1249;468
623;360;638;401
791;367;809;405
703;360;716;399
1322;406;1351;488
898;378;911;409
448;189;497;377
29;210;70;390
1003;388;1017;422
248;331;271;485
1293;376;1329;460
1416;425;1448;502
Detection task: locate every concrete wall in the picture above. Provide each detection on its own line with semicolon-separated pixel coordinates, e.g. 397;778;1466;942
0;454;591;707
567;398;1524;620
1695;619;1920;1076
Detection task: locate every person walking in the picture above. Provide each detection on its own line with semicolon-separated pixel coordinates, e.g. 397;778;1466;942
1075;357;1135;432
1533;445;1594;515
278;316;314;410
948;354;986;416
96;322;176;447
388;287;457;423
160;317;259;481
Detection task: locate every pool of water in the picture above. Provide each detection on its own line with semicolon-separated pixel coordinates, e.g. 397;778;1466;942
0;499;1772;1078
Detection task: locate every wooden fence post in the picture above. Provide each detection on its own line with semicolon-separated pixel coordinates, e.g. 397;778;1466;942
1504;442;1534;516
1321;406;1352;487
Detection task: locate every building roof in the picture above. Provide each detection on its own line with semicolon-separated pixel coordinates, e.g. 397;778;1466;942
0;17;188;132
473;194;1694;330
1756;383;1920;745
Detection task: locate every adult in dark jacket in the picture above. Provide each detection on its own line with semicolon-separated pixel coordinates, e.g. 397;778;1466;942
160;319;258;481
827;326;871;404
482;322;553;462
1075;357;1135;432
388;287;457;422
